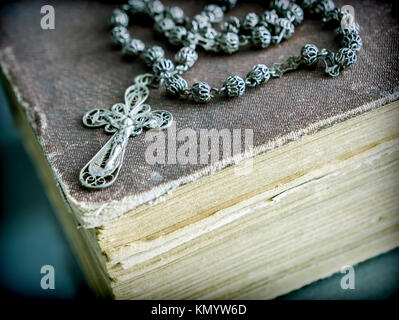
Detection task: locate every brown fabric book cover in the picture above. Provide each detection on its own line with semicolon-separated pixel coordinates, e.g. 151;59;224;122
0;0;398;228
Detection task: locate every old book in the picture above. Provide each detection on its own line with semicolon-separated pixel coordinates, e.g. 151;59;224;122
0;0;398;299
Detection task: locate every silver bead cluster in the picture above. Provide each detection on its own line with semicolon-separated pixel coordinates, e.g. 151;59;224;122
297;1;361;77
106;0;361;104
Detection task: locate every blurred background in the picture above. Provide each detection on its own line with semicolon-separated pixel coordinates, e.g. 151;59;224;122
0;78;398;300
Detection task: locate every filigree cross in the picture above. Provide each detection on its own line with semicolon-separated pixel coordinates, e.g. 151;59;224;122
80;76;173;189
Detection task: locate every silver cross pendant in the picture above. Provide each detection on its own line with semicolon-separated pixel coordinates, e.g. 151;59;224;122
80;75;173;189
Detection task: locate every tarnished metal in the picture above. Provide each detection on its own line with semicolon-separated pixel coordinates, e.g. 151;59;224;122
80;75;172;189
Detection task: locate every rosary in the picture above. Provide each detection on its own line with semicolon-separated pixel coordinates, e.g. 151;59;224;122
79;0;362;189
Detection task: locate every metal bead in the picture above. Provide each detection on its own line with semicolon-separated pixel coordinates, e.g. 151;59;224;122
146;0;165;17
301;44;319;66
191;82;212;103
182;31;198;47
154;17;175;34
110;26;130;47
335;47;357;70
203;27;218;40
246;64;270;87
168;6;185;23
122;38;145;56
337;25;360;41
175;47;198;68
276;18;295;40
168;26;188;46
204;4;224;23
271;0;291;12
142;46;165;67
152;58;175;76
260;10;279;26
224;76;245;97
309;0;335;16
221;16;240;33
193;13;211;30
218;32;240;54
128;0;146;15
163;74;188;96
287;3;304;25
341;31;362;52
109;8;129;28
213;0;237;11
252;26;272;48
242;12;259;31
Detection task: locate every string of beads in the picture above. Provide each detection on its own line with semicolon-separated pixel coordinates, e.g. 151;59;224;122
109;0;362;103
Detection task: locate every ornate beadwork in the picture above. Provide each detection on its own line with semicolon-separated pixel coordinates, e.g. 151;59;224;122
106;0;361;105
167;6;185;23
191;82;212;103
152;58;175;76
246;64;270;86
271;0;291;13
127;0;146;15
252;26;272;48
261;10;279;26
146;0;165;16
167;26;188;46
221;16;241;33
204;4;224;23
341;30;362;52
218;32;240;54
163;74;188;96
80;0;362;188
142;45;164;67
224;75;246;97
110;26;130;47
106;0;361;108
274;18;295;43
301;44;319;66
109;8;129;28
80;75;172;189
312;0;335;16
122;38;145;57
154;17;175;35
241;12;259;31
175;47;198;69
287;3;304;25
335;47;357;70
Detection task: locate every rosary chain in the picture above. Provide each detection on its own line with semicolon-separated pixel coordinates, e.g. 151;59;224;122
108;0;362;103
